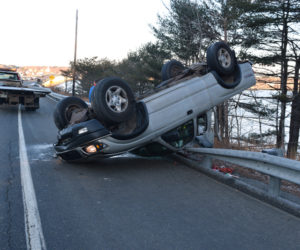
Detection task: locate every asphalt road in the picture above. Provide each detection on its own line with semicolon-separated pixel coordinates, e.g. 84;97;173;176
1;97;300;250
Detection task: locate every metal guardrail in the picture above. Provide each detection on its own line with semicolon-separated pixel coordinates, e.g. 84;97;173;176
185;147;300;197
48;91;67;101
48;91;91;106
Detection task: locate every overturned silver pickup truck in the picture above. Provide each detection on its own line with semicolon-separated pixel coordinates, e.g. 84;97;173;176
53;42;256;161
0;68;50;111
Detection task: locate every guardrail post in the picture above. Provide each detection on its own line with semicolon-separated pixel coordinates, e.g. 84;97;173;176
268;176;280;197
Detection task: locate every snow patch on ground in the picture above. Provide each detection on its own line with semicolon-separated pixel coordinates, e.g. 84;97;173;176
27;143;55;162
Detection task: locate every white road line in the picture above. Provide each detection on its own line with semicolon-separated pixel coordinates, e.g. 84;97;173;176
18;105;47;250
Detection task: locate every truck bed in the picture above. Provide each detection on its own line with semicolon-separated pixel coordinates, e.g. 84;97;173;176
0;85;51;110
0;85;51;95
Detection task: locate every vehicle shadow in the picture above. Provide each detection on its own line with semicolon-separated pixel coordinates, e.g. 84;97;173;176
56;154;177;174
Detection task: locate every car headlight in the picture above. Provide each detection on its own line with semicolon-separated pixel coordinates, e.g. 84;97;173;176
83;141;107;154
85;145;97;153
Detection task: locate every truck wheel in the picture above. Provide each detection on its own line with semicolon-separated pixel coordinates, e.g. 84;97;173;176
161;60;185;81
92;77;135;125
207;42;236;76
53;96;88;130
34;97;40;108
25;98;39;111
25;107;38;111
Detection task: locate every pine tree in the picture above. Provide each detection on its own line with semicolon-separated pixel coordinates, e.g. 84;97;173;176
236;0;300;150
151;0;220;64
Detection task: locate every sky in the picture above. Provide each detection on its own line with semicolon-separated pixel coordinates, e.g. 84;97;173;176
0;0;167;66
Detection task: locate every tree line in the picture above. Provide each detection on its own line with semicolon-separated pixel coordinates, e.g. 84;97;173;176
61;43;170;97
62;0;300;159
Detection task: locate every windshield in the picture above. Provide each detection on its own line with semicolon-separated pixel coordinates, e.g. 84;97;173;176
0;72;19;81
161;120;194;148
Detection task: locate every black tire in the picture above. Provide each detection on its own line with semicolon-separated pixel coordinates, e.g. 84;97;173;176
53;96;88;130
53;108;64;130
34;97;40;107
92;77;135;125
161;60;185;81
25;98;39;111
207;42;236;76
25;107;38;111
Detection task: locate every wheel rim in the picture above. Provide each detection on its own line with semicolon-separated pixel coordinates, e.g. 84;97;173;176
65;105;81;121
105;86;128;113
217;48;232;69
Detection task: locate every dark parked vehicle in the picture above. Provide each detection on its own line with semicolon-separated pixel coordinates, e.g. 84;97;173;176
0;68;50;110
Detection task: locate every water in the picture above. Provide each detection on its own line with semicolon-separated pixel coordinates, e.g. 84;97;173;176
227;89;292;147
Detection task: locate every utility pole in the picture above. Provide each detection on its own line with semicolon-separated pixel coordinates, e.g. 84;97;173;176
72;9;78;96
